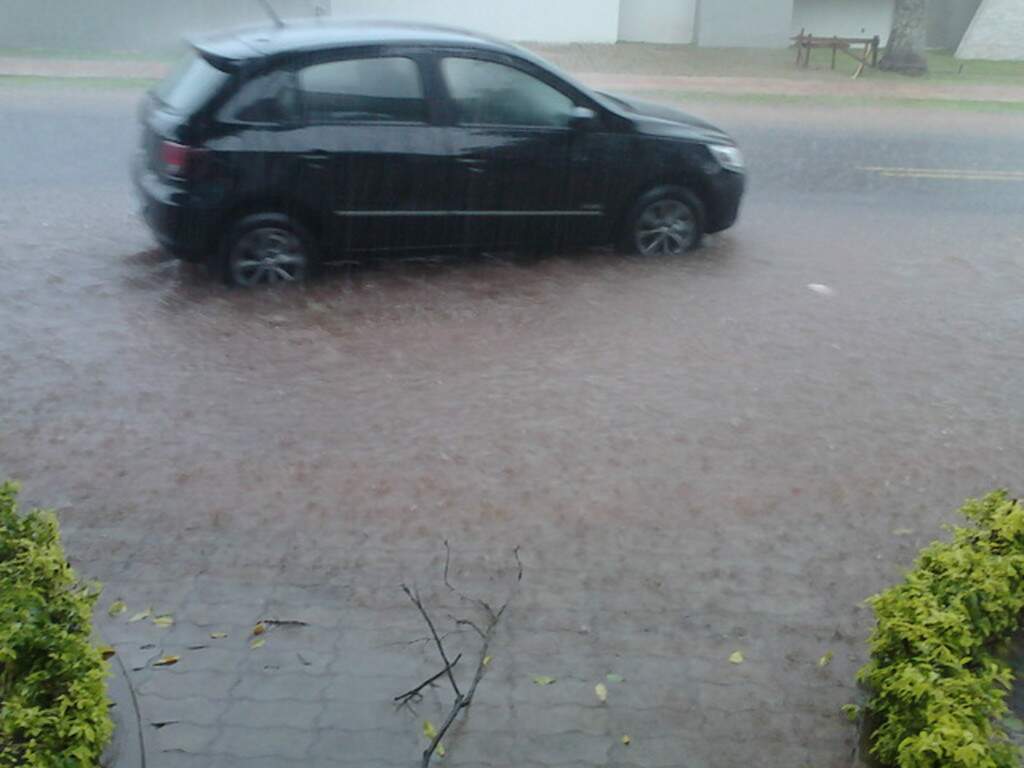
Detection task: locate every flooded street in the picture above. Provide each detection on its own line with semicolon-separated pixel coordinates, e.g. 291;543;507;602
3;85;1024;767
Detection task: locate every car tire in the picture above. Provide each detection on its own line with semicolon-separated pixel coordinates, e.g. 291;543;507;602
618;186;705;256
214;213;318;287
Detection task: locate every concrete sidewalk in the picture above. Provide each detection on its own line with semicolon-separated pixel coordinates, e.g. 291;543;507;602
4;52;1024;104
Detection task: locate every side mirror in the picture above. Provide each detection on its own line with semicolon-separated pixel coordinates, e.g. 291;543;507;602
569;106;598;130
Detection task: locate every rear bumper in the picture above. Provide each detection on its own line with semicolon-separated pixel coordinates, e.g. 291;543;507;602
132;155;217;263
704;169;745;234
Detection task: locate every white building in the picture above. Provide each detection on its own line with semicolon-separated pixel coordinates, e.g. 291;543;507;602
327;0;899;47
0;0;993;56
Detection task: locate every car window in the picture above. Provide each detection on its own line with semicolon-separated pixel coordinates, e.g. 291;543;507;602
218;70;300;124
298;57;426;124
152;51;230;114
441;57;575;128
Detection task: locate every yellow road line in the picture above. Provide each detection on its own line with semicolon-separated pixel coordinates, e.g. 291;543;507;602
862;166;1024;176
860;166;1024;181
880;171;1024;182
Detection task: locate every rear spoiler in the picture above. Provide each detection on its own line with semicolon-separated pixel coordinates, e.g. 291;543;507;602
191;34;262;71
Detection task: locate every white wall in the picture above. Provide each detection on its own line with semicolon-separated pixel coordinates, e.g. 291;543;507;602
330;0;621;43
618;0;696;44
791;0;893;42
697;0;795;47
0;0;318;52
957;0;1024;60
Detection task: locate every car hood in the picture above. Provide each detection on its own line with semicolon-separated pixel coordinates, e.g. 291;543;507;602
603;93;734;144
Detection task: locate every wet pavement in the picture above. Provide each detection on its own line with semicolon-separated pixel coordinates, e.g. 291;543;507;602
3;85;1024;768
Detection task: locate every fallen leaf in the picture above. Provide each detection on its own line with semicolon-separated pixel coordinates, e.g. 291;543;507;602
729;651;744;664
98;645;116;660
437;744;446;757
250;638;265;649
423;720;438;740
842;704;861;722
128;609;151;623
210;632;228;640
251;623;266;637
606;673;625;684
594;683;608;702
483;655;492;667
818;651;834;668
621;735;632;746
152;615;174;628
153;655;179;667
532;675;556;686
892;528;915;536
107;600;127;617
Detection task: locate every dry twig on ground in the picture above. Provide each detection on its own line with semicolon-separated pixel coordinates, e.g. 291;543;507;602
398;543;523;767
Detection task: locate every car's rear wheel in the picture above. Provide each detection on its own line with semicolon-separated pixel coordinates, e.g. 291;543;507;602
619;186;704;256
217;213;316;287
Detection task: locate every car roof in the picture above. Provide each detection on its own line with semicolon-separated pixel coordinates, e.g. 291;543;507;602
193;19;527;63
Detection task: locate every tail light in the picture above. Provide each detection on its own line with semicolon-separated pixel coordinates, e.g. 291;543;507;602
160;141;206;179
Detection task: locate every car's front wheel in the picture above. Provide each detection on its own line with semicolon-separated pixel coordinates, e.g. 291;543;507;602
619;186;704;257
217;213;315;287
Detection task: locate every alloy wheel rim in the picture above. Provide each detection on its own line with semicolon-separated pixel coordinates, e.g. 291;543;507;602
635;199;695;256
230;227;307;287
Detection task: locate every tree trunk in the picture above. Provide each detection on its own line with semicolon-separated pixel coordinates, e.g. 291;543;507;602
879;0;928;75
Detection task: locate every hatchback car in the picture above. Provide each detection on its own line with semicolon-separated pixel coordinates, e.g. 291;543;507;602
134;20;745;286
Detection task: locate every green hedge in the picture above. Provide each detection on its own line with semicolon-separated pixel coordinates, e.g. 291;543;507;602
0;481;112;768
858;491;1024;768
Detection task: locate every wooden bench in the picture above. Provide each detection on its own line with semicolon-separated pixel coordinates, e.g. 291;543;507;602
792;30;881;79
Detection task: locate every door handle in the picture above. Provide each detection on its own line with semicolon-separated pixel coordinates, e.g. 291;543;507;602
456;157;487;174
301;150;330;166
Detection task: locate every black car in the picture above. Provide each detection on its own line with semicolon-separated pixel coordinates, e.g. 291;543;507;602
134;20;745;286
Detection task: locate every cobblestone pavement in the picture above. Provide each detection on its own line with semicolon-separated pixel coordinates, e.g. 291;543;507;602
3;86;1024;768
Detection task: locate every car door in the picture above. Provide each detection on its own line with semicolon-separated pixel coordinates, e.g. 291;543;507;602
294;51;454;255
436;54;608;250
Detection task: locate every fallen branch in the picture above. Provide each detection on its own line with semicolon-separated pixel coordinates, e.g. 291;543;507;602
443;540;489;614
448;615;486;640
393;653;463;705
378;629;466;650
399;545;523;767
401;585;462;699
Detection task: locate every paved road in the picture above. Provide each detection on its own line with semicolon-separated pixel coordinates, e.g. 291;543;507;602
2;85;1024;768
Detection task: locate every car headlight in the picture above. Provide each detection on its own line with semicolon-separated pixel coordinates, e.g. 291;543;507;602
708;144;745;173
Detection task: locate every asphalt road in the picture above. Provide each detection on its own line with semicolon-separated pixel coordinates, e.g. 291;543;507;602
3;84;1024;768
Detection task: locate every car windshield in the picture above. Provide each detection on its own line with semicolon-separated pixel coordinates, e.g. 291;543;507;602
151;50;229;113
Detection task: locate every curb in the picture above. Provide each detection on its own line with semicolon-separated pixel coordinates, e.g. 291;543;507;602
851;714;884;768
101;642;146;768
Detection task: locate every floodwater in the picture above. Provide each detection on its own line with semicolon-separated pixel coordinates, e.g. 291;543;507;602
3;87;1024;766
